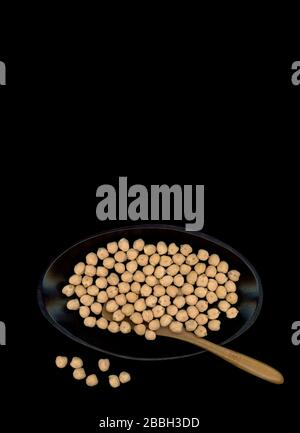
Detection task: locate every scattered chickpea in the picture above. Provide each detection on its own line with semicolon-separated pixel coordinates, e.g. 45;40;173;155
207;308;220;320
160;314;173;327
160;255;173;267
82;275;93;288
118;282;130;294
142;309;154;323
215;285;227;299
181;283;194;295
107;273;120;286
86;252;98;265
218;300;231;312
73;368;86;380
166;304;178;316
145;295;158;308
185;319;197;332
195;313;208;325
149;253;160;266
69;274;82;285
194;262;206;275
145;275;158;287
173;253;185;265
149;319;160;331
180;244;193;256
176;309;189;322
152;305;165;318
173;274;184;287
168;243;179;255
194;325;207;337
67;299;80;310
108;321;120;333
154;266;166;279
109;375;120;388
106;285;118;299
166;264;179;276
121;271;133;283
208;254;220;266
226;307;239;319
137;254;149;266
166;285;178;298
186;271;198;285
145;329;156;340
130;312;143;324
185;294;198;306
157;241;168;255
215;272;228;285
97;291;109;303
84;317;96;328
153;285;165;297
86;374;98;387
126;292;138;303
114;262;125;274
197;249;209;261
90;302;102;315
126;260;138;273
85;264;96;277
62;284;75;297
180;264;191;275
121;303;135;317
144;244;156;256
159;295;171;307
75;285;86;297
70;357;83;369
79;306;90;318
173;295;185;309
197;274;208;287
207;279;218;291
133;238;145;252
113;309;125;322
97;248;109;261
217;261;229;273
226;293;238;305
74;262;85;275
87;285;99;296
225;280;237;292
95;277;107;289
120;321;131;334
228;270;240;282
134;298;146;312
105;300;119;313
118;238;130;252
97;359;110;373
160;275;173;287
187;305;199;319
97;266;109;277
208;319;221;331
140;284;152;297
80;294;94;307
186;254;198;266
107;241;118;254
55;356;68;368
119;371;131;384
143;264;154;275
134;324;146;336
96;317;108;329
196;300;208;312
114;251;127;263
206;291;218;304
206;265;217;278
169;321;183;333
194;287;207;298
131;282;141;294
103;257;115;269
127;248;138;261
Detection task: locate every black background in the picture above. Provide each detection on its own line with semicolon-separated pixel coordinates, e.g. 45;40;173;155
0;27;299;432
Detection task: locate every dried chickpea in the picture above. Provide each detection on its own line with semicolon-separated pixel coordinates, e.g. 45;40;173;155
80;295;94;307
207;279;218;291
196;300;208;312
137;254;149;266
84;316;96;327
208;254;220;266
140;284;152;297
121;271;133;283
166;264;179;276
228;270;240;282
143;264;154;275
197;274;208;287
225;280;237;292
114;262;125;274
160;255;173;267
145;329;156;340
145;275;157;287
197;249;209;261
180;244;193;256
187;305;199;319
97;248;109;261
133;238;145;252
166;305;178;316
109;375;120;388
73;368;86;380
194;262;206;275
160;275;173;287
215;272;228;285
173;274;184;287
194;325;207;337
86;252;98;265
226;292;238;305
218;300;231;312
149;253;160;266
185;319;197;332
85;264;96;277
180;264;191;275
157;241;168;255
149;319;160;331
207;308;220;320
106;300;119;313
107;273;119;286
70;357;83;369
130;312;143;324
74;262;85;275
216;285;227;299
145;295;158;308
181;283;194;295
160;314;173;327
186;294;198;306
166;285;178;298
134;298;146;312
217;261;229;273
168;243;179;255
169;321;183;333
159;295;171;307
69;274;82;285
87;285;99;296
173;295;185;309
195;313;208;325
144;244;156;255
114;251;127;263
98;358;110;372
153;285;165;297
79;306;90;318
206;265;217;278
97;317;108;329
154;266;166;279
127;248;138;260
226;307;239;319
106;285;118;298
113;309;125;322
126;291;138;303
107;241;118;254
173;253;185;265
121;303;135;317
126;260;138;273
97;266;109;277
152;305;165;318
186;254;198;266
120;321;131;334
208;319;221;331
86;374;98;387
118;238;129;252
118;282;130;294
131;282;141;294
186;271;198;285
108;321;120;333
176;310;189;322
75;285;86;297
90;302;102;315
62;284;75;297
55;356;68;368
206;291;218;304
95;277;107;289
142;309;154;322
97;291;108;303
194;287;207;298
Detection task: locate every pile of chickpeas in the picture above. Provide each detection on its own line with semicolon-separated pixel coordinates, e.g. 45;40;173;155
63;238;240;341
55;355;130;388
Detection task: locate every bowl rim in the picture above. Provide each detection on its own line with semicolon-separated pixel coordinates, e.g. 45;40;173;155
37;224;263;361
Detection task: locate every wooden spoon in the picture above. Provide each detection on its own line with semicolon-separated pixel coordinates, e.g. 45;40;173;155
102;310;284;384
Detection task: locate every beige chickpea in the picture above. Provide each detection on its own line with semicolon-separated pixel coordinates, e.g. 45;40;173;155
215;272;228;285
90;302;102;315
169;321;183;333
118;282;130;294
70;357;83;369
207;308;220;320
108;321;120;333
160;314;173;327
96;317;108;329
109;374;120;388
107;273;120;286
140;284;152;297
216;285;227;299
186;253;198;266
218;300;231;312
187;305;199;319
75;285;86;297
173;295;185;309
86;374;98;387
145;329;156;340
153;285;165;297
120;321;131;334
107;241;118;254
74;262;85;275
159;295;171;307
144;244;156;256
197;249;209;261
126;260;138;273
142;309;154;323
114;251;127;263
85;264;96;277
208;319;221;331
103;257;115;269
194;262;206;275
98;358;110;372
113;309;125;322
154;266;166;279
87;285;99;296
176;309;189;322
79;306;90;318
206;291;218;304
118;238;129;252
106;285;118;299
166;304;178;316
166;285;178;298
186;294;198;306
84;316;96;328
196;300;208;312
86;252;98;265
160;275;173;287
149;319;160;331
105;300;119;313
69;274;82;285
168;243;179;255
127;248;138;261
207;279;218;291
166;264;179;277
186;271;198;285
114;262;125;274
143;264;154;276
121;303;135;317
62;284;75;297
194;325;207;337
185;319;198;332
160;255;173;267
97;290;109;303
97;266;109;277
195;287;207;298
131;282;141;294
228;270;240;282
121;271;133;283
172;253;185;266
217;261;229;273
173;274;184;287
145;275;158;287
133;238;145;252
226;307;239;319
225;280;237;292
181;283;194;295
152;305;165;318
226;292;238;305
130;312;143;324
208;254;220;266
55;356;68;368
195;313;208;325
149;253;160;266
180;244;193;256
137;254;149;267
73;368;86;380
145;295;158;308
67;299;80;310
134;298;146;312
197;274;208;287
95;277;107;289
180;264;191;275
206;265;217;278
156;241;168;255
97;248;109;261
126;291;138;303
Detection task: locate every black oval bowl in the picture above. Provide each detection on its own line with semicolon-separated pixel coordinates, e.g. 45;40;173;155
38;225;263;361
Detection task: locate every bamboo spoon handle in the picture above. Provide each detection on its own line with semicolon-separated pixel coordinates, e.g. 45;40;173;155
157;328;284;384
